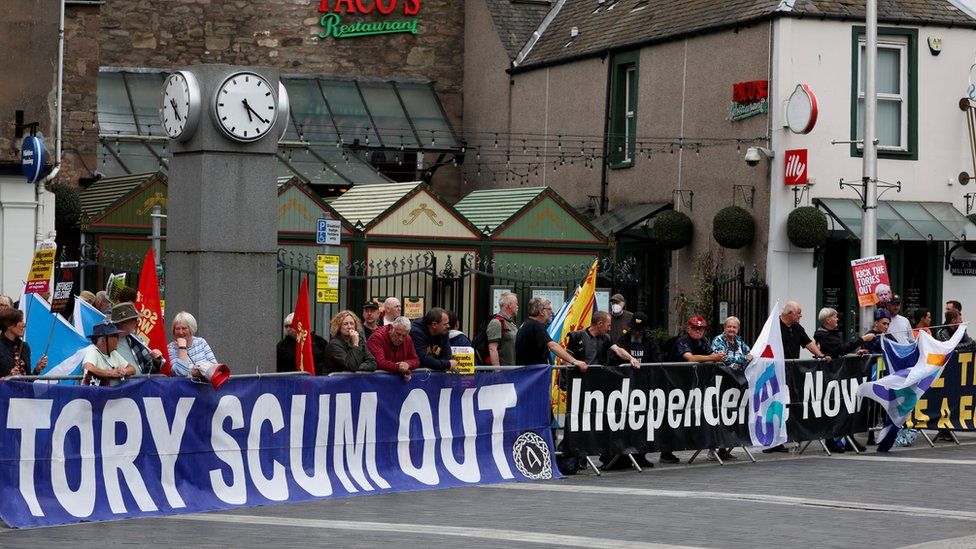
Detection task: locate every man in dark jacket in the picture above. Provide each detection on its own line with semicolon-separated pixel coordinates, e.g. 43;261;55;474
814;307;876;359
410;307;457;371
276;313;328;373
614;312;661;364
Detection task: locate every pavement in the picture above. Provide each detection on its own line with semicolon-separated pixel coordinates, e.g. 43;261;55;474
4;434;976;548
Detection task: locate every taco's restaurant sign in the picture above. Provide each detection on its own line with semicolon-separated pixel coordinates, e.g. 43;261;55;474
317;0;421;39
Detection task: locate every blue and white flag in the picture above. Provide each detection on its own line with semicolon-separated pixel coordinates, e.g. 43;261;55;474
744;302;789;448
858;326;967;451
23;293;93;380
72;295;106;337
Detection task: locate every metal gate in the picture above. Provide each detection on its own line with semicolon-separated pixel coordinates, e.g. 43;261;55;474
711;265;768;344
277;249;470;336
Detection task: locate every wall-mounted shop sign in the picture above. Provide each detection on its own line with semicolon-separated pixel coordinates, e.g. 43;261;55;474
317;0;421;39
951;258;976;276
784;149;808;186
728;80;768;121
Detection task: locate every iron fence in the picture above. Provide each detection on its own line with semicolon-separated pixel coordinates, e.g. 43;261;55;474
711;265;768;344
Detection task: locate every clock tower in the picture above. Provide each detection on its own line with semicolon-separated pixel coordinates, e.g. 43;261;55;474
161;65;288;374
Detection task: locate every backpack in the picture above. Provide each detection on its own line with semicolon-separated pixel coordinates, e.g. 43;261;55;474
472;314;508;364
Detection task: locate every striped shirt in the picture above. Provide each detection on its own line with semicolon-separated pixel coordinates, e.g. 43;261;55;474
167;337;217;377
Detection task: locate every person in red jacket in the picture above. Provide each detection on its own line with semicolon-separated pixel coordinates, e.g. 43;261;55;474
366;316;419;381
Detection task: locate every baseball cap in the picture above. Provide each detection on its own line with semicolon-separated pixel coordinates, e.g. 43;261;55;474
888;294;902;304
688;315;708;328
362;300;380;310
610;293;625;303
629;312;649;330
874;309;892;321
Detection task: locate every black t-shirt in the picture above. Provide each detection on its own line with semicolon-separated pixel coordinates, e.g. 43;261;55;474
616;335;661;364
515;318;554;366
566;328;612;365
780;320;812;360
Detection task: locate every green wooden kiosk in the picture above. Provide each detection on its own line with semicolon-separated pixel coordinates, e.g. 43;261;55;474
454;187;608;322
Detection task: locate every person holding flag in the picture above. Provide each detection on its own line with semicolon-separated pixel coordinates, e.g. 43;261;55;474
0;308;45;379
111;302;166;374
290;277;317;375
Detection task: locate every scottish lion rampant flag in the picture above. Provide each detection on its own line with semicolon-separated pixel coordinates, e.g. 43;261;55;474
858;326;967;451
23;293;93;381
744;302;789;447
547;259;598;419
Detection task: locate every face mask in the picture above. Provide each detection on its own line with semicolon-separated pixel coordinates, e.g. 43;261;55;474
611;304;623;315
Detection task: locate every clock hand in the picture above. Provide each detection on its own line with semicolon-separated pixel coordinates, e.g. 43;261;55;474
242;99;270;125
241;99;254;122
169;98;182;121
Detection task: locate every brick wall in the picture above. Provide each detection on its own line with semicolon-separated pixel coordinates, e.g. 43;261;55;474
60;5;100;186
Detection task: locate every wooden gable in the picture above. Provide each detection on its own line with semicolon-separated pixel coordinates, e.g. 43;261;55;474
493;192;604;243
277;179;353;235
367;187;480;240
92;174;168;229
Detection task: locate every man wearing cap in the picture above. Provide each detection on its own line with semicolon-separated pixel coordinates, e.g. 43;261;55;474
609;294;633;344
614;312;661;364
860;309;892;355
83;321;136;386
886;295;913;344
362;300;380;340
111;302;165;374
667;316;726;363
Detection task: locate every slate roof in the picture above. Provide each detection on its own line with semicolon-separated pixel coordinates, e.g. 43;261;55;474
485;0;554;59
514;0;976;70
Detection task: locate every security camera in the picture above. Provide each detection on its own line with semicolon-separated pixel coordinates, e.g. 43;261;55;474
744;146;774;167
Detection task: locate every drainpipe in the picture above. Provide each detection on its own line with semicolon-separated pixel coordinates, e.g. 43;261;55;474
599;50;612;215
38;0;65;243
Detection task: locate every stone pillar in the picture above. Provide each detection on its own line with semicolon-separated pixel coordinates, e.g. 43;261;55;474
166;64;283;374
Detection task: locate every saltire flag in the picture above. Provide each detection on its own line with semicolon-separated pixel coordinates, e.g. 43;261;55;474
135;248;171;375
23;293;93;382
292;276;316;375
547;259;598;418
858;327;967;452
744;302;789;447
72;296;106;338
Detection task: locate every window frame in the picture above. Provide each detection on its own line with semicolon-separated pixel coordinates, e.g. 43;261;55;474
609;50;639;169
849;26;918;161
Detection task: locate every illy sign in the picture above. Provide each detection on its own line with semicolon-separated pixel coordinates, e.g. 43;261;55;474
784;149;808;185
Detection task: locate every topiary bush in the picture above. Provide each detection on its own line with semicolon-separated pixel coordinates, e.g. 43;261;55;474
787;206;829;248
712;206;755;249
653;210;694;250
49;182;81;233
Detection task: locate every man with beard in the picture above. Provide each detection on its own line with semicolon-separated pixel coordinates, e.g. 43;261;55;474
514;296;584;367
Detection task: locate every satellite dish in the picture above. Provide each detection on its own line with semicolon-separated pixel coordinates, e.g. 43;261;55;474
786;84;819;135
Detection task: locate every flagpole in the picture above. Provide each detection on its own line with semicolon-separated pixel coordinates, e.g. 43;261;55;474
860;0;879;333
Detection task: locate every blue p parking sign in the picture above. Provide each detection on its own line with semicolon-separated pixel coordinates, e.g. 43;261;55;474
316;218;341;245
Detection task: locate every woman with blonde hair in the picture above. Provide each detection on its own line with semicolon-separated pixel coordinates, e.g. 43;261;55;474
324;310;377;374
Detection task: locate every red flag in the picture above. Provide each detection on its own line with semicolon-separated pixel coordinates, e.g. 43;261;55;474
293;277;316;375
135;249;171;375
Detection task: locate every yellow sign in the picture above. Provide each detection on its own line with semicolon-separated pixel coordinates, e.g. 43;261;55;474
316;254;340;304
404;297;425;319
25;245;57;294
452;346;475;375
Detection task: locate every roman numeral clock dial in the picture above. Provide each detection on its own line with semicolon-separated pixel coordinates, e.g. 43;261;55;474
213;72;278;142
159;71;202;141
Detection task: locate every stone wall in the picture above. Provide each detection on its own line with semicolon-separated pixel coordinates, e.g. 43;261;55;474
60;5;101;186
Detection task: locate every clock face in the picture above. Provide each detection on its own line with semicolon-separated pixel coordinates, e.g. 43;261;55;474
160;71;201;141
214;72;278;142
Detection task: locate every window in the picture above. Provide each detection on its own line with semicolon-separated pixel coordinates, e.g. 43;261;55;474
610;51;638;168
850;27;918;160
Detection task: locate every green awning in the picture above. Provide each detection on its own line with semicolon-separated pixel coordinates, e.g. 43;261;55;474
815;198;976;242
96;69;459;186
591;203;671;235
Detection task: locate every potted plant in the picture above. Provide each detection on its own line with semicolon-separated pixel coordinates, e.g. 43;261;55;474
712;206;755;249
653;210;694;250
787;206;829;248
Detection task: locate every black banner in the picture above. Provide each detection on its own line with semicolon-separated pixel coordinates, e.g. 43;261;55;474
909;351;976;430
563;357;873;455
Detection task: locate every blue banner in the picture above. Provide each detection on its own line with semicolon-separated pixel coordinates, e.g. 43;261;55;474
0;366;558;528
